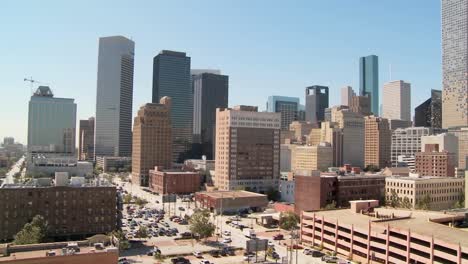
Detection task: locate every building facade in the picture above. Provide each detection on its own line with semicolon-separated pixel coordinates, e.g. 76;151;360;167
421;133;459;165
132;98;172;186
78;117;94;161
415;151;456;177
0;184;116;241
192;73;229;160
305;86;329;124
349;95;371;116
414;89;442;128
148;167;200;194
364;116;391;169
449;127;468;170
152;50;192;163
214;106;280;192
341;86;355;106
382;80;411;121
266;96;300;130
391;127;433;168
442;0;468;128
195;191;268;214
289;121;315;143
385;176;464;210
320;121;343;167
94;36;134;158
359;55;379;115
291;144;333;172
335;109;365;167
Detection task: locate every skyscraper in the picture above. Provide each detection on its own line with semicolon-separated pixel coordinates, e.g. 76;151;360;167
349;95;371;116
364;116;391;169
414;89;442;128
132;97;172;186
382;80;411;121
334;109;365;167
78;117;94;161
28;86;76;154
192;72;229;160
359;55;379;115
94;36;135;158
266;96;300;129
341;86;355;106
152;50;192;163
305;85;329;124
442;0;468;128
214;106;280;192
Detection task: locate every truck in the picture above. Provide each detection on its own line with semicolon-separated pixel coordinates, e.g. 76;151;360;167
243;229;256;239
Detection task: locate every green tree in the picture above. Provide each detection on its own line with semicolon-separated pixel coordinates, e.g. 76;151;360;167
453;192;465;209
279;211;299;231
416;194;431;210
364;165;380;173
388;190;400;208
14;215;48;245
123;194;132;204
400;197;413;209
135;197;148;207
323;201;337;210
266;187;281;201
135;226;148;238
189;209;215;240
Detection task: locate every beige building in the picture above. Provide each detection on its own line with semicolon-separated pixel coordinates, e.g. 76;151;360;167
306;128;321;145
449;127;468;169
385;175;464;210
320;121;343;167
334;109;364;167
214;106;280;192
382;80;411;121
291;143;333;172
131;97;172;186
364;116;391;168
289;121;315;143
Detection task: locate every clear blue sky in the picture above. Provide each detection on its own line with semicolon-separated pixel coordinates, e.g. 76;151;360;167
0;0;441;144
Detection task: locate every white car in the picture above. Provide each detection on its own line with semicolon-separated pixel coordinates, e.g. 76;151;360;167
193;251;202;258
222;238;232;243
223;230;231;236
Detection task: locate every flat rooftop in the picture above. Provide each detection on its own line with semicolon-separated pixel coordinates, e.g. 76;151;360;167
0;246;114;261
197;190;267;198
307;208;468;247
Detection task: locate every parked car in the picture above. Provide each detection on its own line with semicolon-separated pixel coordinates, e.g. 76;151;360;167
171;257;190;264
223;230;231;236
273;234;284;240
322;255;339;263
222;238;232;243
193;251;202;258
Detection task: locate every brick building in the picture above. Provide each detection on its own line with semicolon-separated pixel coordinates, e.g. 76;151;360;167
415;151;456;177
364;116;391;168
132;97;172;186
195;190;268;214
148;166;200;194
0;184;116;241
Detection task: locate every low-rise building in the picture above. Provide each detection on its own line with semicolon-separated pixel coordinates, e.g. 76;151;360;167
148;166;201;194
27;155;93;177
95;156;131;172
195;190;268;214
300;207;468;264
385;175;464;210
0;181;116;241
415;151;456;177
279;178;295;203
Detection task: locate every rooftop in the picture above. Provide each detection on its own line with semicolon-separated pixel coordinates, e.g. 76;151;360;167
197;190;267;199
305;208;468;247
0;246;116;261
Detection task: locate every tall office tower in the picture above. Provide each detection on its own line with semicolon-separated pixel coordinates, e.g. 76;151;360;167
364;116;391;169
192;73;229;160
266;96;300;129
442;0;468;128
94;36;135;158
359;55;379;115
78;117;95;161
382;80;411;121
391;127;432;168
349;95;371;116
414;89;442;128
320;121;343;167
341;86;355;106
305;85;329;124
214;106;280;192
152;50;192;163
132;97;172;186
28;86;76;155
334;109;365;167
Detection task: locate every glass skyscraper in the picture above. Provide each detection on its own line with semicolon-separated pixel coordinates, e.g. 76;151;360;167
192;73;228;160
415;89;442;129
266;96;300;129
94;36;135;158
359;55;379;116
442;0;468;128
152;50;192;162
28;86;76;154
305;86;329;124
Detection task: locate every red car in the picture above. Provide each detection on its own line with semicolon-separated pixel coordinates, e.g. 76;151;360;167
273;234;284;240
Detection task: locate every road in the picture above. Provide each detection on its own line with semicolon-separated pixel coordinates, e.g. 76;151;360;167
4;156;25;184
114;174;328;264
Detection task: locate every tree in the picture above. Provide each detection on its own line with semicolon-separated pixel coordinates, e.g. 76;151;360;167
400;197;413;209
416;194;431;210
266;187;281;201
364;165;380;173
123;194;132;204
323;201;337;210
388;190;400;208
14;215;48;245
189;209;215;240
134;197;148;207
279;211;299;231
453;192;465;209
135;226;148;238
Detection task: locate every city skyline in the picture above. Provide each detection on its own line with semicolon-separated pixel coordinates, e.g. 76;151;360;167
1;1;443;143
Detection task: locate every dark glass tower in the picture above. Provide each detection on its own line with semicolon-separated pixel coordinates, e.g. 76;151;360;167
359;55;379;115
414;89;442;128
152;50;192;163
192;73;229;160
305;85;329;124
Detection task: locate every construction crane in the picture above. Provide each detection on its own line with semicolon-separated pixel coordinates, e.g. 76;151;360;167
23;77;45;95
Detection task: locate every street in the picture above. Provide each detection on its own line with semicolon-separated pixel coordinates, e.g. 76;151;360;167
4;156;25;184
